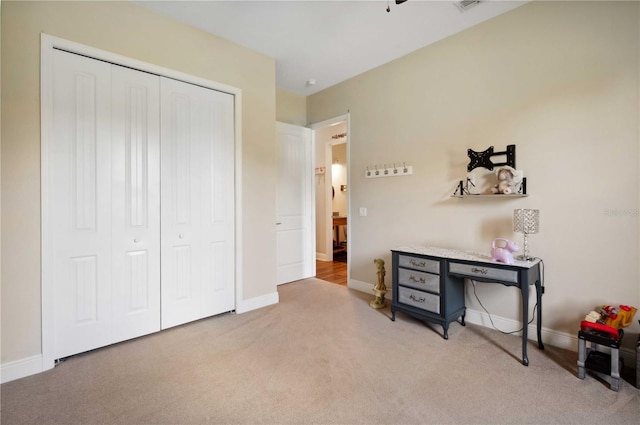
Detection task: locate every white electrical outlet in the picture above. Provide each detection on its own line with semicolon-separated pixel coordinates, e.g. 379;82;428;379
359;207;367;217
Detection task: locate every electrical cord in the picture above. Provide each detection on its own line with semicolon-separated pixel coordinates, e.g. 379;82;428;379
539;257;545;293
471;256;543;335
471;280;537;334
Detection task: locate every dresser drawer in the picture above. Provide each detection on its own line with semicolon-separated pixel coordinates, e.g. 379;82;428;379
398;254;440;274
449;262;518;284
398;287;440;314
398;268;440;293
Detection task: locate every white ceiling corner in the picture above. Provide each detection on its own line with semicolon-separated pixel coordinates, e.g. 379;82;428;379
133;1;528;96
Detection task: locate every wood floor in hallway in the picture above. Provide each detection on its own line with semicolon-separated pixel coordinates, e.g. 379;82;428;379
315;260;347;286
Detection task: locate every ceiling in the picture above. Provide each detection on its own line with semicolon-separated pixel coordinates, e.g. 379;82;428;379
134;1;528;96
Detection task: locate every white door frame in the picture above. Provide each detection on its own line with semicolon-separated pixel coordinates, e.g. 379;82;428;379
310;114;350;270
40;34;243;371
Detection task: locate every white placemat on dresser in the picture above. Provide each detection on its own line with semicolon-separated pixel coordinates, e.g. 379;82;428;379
395;246;540;268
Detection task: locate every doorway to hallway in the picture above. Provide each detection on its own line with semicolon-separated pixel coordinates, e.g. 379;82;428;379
331;141;348;262
311;114;349;286
315;260;347;286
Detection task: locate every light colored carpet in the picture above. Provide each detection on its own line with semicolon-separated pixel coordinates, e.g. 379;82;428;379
1;278;638;424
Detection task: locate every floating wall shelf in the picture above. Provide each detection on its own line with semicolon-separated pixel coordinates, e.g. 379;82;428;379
452;193;528;198
452;175;528;198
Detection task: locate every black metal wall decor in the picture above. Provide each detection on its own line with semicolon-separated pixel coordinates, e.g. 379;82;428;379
467;144;516;172
453;144;526;196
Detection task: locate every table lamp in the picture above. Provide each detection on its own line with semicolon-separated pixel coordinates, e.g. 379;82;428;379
513;209;539;261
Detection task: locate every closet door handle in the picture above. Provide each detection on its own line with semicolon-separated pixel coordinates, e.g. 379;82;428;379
178;234;184;239
276;222;282;225
133;238;140;243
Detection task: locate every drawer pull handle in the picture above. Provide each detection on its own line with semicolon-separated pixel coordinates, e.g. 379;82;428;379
409;259;426;267
409;294;426;303
471;267;488;275
409;276;426;283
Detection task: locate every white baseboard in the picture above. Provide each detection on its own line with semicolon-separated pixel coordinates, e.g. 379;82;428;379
347;278;376;294
2;291;281;384
349;279;637;365
316;252;329;261
1;354;43;384
464;308;573;347
464;308;637;365
2;287;635;384
2;291;280;384
235;291;279;314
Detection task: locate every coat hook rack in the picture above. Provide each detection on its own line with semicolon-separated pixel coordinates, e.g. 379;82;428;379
365;162;413;179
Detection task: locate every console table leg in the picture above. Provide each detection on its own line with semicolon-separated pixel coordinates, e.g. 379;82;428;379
443;324;449;340
460;312;466;326
522;284;529;366
391;309;396;321
537;281;544;350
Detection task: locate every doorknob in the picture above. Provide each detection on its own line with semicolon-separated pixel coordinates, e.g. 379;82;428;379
178;234;184;239
276;222;282;225
133;238;140;243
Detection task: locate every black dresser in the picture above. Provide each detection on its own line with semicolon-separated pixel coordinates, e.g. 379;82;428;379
391;249;466;339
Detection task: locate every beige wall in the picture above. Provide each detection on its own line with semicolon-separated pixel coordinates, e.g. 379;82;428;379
308;1;640;343
276;87;307;127
1;1;277;364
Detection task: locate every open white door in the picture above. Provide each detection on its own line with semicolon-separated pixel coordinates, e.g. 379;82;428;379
276;122;314;284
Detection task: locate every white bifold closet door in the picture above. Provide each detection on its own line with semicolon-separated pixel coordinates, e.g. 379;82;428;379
160;78;235;329
50;49;235;359
51;50;161;359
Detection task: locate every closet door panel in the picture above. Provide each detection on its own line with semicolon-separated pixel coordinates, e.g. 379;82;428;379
161;81;202;328
111;65;161;340
51;50;114;359
51;50;162;360
200;93;235;317
160;77;235;329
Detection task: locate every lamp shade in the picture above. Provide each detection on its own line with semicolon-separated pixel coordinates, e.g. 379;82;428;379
513;209;539;234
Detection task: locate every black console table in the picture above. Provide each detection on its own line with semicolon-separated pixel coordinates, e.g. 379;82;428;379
391;246;544;366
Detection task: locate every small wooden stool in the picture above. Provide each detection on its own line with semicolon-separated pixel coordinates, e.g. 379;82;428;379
577;328;624;391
